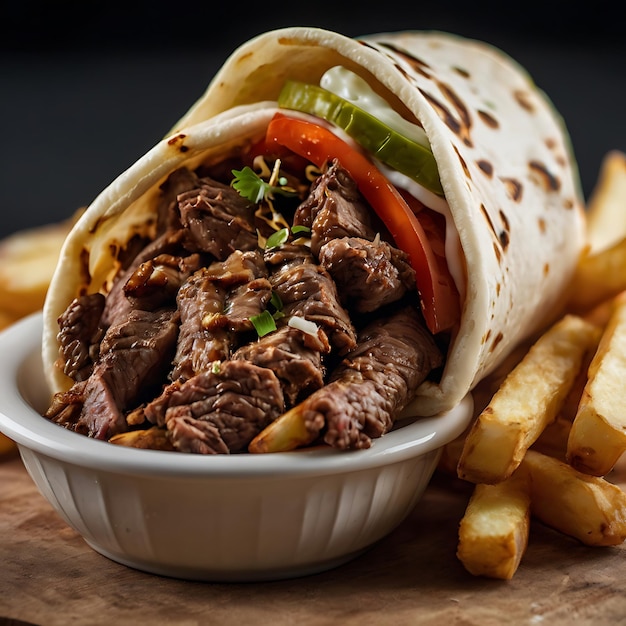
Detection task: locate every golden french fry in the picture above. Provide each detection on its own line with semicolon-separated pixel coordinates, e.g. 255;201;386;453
566;151;626;314
558;327;602;423
567;292;626;476
523;449;626;546
457;467;531;580
532;320;604;463
457;315;601;484
248;405;317;453
585;150;626;254
567;238;626;314
0;215;78;318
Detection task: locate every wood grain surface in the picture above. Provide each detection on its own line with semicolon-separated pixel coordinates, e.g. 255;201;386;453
2;453;626;626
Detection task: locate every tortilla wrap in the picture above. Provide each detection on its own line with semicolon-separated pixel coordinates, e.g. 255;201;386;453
42;27;585;420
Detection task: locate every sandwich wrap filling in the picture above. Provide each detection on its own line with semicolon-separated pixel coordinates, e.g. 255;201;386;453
41;28;585;451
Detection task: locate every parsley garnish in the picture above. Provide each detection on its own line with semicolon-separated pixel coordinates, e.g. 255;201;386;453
231;160;297;204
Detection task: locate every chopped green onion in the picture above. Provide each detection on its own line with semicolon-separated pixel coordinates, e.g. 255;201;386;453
291;225;311;236
265;228;290;249
288;315;319;337
270;291;283;313
250;310;277;337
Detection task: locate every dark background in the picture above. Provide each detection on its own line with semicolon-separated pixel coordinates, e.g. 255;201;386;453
1;1;625;240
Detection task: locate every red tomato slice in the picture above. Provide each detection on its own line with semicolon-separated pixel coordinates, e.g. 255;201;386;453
265;113;459;334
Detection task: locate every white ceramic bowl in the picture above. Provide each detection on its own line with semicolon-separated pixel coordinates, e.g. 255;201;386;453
0;313;473;582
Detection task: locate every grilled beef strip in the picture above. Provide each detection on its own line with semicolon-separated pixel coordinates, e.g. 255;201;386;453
123;251;204;311
47;308;180;439
293;159;377;256
172;249;272;381
57;292;106;383
144;360;285;454
281;305;443;450
101;228;199;328
318;236;416;313
177;177;258;259
233;325;326;408
265;244;357;353
294;158;417;314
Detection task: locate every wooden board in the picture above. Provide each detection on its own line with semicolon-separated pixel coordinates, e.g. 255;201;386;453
2;454;626;625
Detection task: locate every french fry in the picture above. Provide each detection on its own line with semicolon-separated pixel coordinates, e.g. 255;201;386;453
523;449;626;546
585;150;626;254
457;467;531;580
441;428;531;580
457;315;601;484
532;327;602;461
567;238;626;314
566;150;626;314
248;404;317;453
0;215;77;318
567;292;626;476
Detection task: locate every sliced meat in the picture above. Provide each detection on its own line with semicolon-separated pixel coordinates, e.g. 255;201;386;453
144;360;285;454
288;305;443;450
123;252;203;311
265;244;357;352
44;380;87;429
46;158;448;456
48;308;180;440
202;249;272;331
233;325;326;407
155;166;202;232
293;159;377;256
177;177;258;259
318;236;416;313
57;292;106;382
172;250;272;381
101;229;193;328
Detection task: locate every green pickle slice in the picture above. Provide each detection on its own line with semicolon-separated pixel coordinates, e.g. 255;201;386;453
278;80;443;196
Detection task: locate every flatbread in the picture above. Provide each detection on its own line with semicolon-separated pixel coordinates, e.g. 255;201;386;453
42;28;586;416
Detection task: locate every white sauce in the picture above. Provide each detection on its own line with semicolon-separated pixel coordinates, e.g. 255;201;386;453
320;66;430;149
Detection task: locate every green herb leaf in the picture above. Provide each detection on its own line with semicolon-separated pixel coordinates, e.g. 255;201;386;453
231;166;266;204
231;164;298;204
